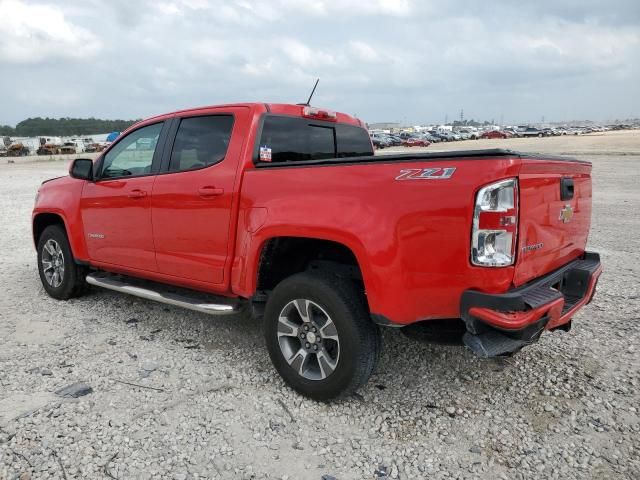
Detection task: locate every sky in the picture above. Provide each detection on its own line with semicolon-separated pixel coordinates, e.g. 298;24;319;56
0;0;639;126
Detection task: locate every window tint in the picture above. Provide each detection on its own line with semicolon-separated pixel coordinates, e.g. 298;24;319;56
336;123;375;158
169;115;234;172
101;122;163;178
258;116;373;163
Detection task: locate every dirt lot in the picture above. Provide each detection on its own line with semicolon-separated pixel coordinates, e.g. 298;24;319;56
1;131;639;479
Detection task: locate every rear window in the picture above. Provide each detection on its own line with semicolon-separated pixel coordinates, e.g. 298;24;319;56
257;115;373;163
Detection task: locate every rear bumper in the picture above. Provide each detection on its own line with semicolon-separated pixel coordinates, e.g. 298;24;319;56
460;252;602;357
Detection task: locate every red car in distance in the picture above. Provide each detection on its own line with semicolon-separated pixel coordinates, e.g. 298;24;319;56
481;130;512;139
403;137;431;147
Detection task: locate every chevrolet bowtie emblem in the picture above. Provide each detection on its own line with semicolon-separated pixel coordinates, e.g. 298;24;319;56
559;204;574;223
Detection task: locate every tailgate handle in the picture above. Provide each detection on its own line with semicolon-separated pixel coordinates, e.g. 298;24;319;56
560;177;574;201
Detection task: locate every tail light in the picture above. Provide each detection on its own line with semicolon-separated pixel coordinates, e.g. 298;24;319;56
471;178;518;267
302;106;337;122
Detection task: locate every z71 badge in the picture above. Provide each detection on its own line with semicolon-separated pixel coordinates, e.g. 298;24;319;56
395;167;456;181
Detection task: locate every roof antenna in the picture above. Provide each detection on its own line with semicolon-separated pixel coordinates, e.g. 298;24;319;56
300;78;319;106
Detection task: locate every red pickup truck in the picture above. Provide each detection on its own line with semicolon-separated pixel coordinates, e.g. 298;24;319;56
32;103;602;400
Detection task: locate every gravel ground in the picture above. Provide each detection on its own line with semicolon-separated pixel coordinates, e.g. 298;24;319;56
1;131;639;479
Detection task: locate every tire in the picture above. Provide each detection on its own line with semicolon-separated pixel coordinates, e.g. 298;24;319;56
538;133;543;137
264;271;381;401
37;225;87;300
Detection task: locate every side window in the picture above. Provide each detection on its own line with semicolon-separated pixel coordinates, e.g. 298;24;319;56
168;115;234;172
100;123;163;179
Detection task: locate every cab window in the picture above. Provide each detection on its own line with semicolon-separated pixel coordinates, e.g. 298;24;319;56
257;115;373;163
100;122;163;179
168;115;234;172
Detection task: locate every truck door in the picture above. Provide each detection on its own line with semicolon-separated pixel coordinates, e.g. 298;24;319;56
80;121;168;271
150;107;247;285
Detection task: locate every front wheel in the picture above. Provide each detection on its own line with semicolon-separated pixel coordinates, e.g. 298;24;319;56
37;225;87;300
264;272;381;401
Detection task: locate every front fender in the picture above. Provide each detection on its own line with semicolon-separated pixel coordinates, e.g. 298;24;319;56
33;177;88;261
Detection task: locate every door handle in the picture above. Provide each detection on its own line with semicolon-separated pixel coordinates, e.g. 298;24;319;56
128;189;147;199
198;186;224;197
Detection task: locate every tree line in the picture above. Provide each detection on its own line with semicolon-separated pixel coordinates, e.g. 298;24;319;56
0;117;140;137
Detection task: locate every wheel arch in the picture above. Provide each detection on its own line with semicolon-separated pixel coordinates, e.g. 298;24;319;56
255;236;366;292
33;212;67;247
32;211;88;262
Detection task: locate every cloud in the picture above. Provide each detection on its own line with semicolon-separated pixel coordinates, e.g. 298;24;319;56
349;41;381;63
0;0;638;125
0;0;101;64
281;39;338;67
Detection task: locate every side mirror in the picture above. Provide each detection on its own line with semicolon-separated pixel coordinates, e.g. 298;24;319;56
69;158;94;181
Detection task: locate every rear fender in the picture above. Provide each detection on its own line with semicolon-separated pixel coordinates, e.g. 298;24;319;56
231;226;375;307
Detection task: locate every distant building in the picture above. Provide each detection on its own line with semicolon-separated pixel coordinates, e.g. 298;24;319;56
368;122;401;131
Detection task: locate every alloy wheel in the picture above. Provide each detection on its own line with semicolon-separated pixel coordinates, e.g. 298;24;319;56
276;299;340;381
42;239;65;288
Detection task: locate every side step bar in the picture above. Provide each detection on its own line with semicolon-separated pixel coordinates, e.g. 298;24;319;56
86;272;244;316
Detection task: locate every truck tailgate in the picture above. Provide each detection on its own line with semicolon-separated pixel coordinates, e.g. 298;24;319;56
514;158;593;286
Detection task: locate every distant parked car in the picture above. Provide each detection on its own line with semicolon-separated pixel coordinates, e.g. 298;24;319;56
438;132;457;142
422;133;441;143
519;128;547;138
59;142;77;154
383;134;404;146
542;128;560;136
458;129;480;140
403;137;430;147
85;143;108;153
370;133;393;149
37;144;60;155
7;143;30;156
481;130;510;139
426;131;446;142
371;137;386;149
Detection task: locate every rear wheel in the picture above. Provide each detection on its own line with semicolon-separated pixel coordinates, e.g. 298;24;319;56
264;272;381;400
37;225;87;300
